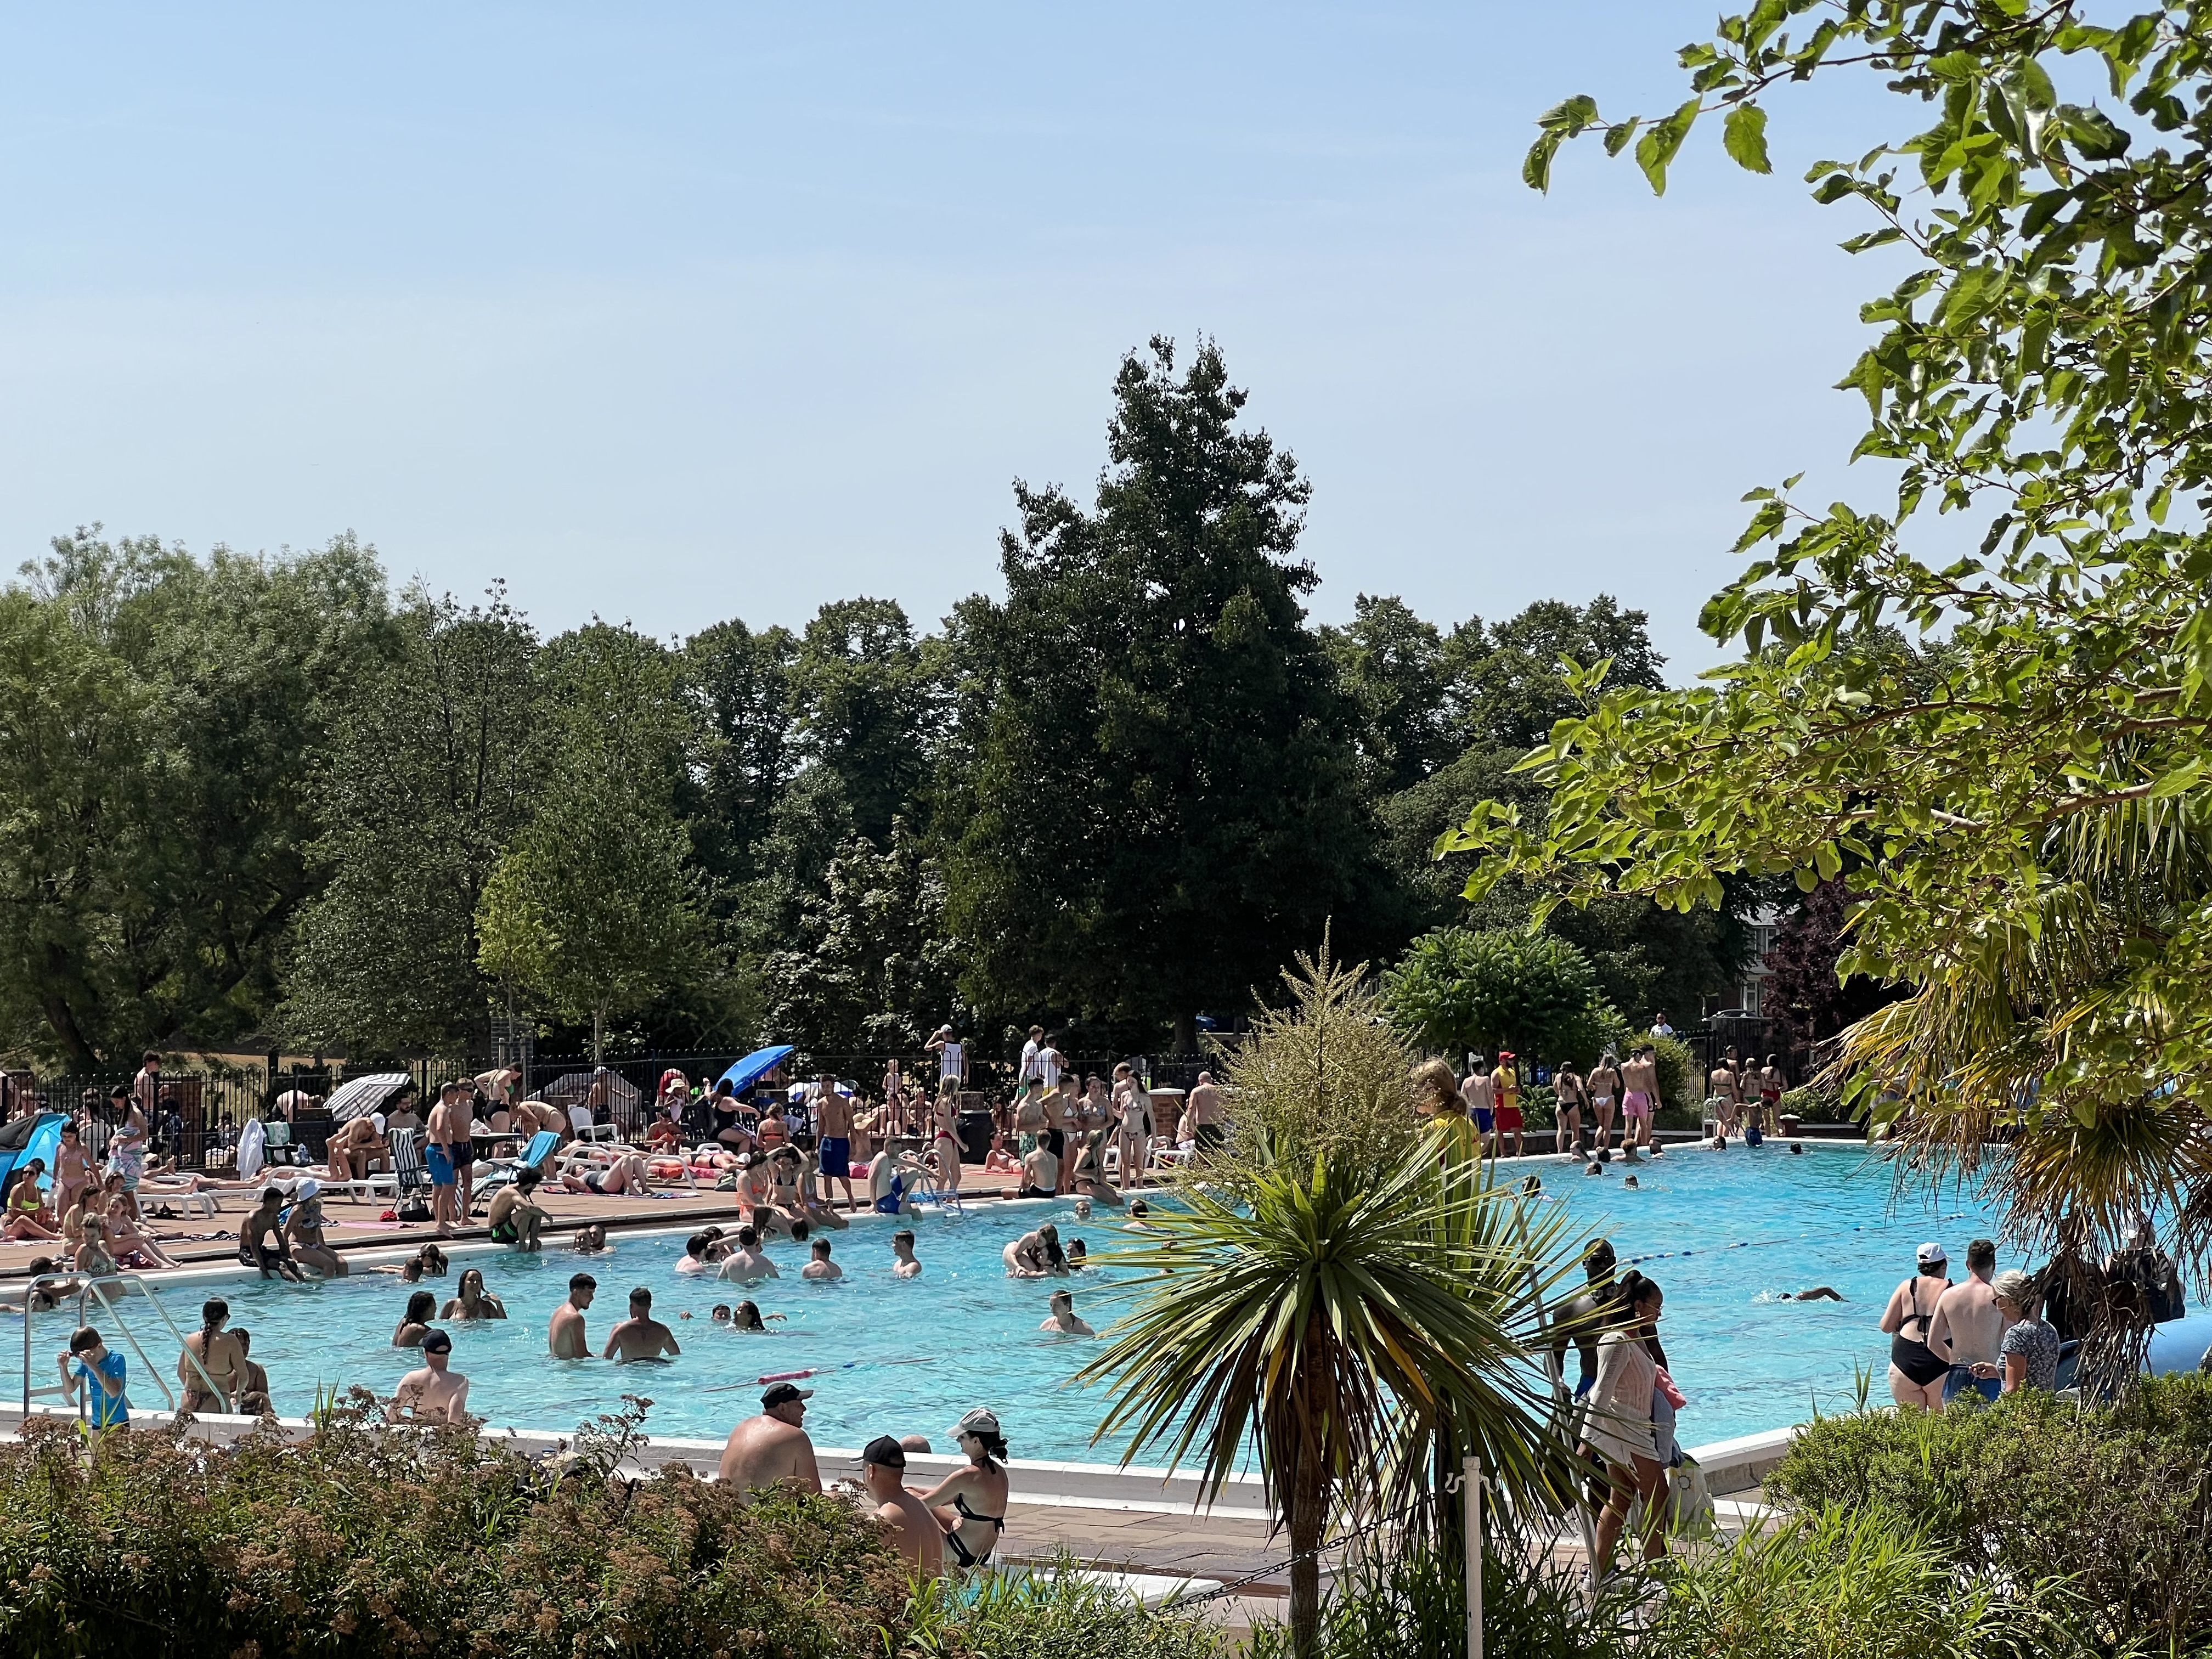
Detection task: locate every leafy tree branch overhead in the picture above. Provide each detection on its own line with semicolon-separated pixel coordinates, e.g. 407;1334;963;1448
1448;3;2212;1311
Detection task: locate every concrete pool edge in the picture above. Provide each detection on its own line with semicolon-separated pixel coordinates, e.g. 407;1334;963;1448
0;1401;1794;1504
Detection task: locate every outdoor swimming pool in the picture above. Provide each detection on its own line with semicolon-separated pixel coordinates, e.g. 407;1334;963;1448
43;1142;2001;1457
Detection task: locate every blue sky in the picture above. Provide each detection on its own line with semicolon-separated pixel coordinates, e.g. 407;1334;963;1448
0;3;1910;674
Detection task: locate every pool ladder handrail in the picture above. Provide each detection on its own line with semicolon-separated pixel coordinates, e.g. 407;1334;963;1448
18;1270;230;1423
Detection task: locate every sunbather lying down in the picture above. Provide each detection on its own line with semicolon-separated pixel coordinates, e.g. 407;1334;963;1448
559;1153;654;1197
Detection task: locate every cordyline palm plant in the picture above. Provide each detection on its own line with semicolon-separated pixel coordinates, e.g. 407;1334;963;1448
1076;1144;1582;1658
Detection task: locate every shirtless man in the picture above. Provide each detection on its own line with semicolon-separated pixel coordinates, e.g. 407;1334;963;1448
485;1168;549;1251
1187;1072;1225;1152
891;1228;922;1277
1620;1047;1662;1158
815;1079;860;1211
719;1381;822;1495
717;1224;780;1284
1039;1288;1096;1336
240;1189;304;1282
323;1116;389;1187
675;1229;727;1274
386;1330;469;1423
602;1285;681;1362
1927;1237;2006;1404
859;1436;944;1572
549;1272;596;1358
1587;1053;1622;1153
1044;1077;1078;1194
1008;1139;1058;1201
425;1083;472;1238
800;1238;843;1280
1459;1060;1496;1158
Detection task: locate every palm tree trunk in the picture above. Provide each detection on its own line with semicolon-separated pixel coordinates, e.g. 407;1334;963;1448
1287;1459;1326;1658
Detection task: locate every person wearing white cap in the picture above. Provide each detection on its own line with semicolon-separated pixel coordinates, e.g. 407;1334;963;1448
914;1407;1011;1569
281;1178;348;1278
1879;1241;1954;1409
718;1379;821;1496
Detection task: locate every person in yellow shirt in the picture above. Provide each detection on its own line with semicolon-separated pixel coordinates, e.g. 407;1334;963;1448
1412;1060;1480;1165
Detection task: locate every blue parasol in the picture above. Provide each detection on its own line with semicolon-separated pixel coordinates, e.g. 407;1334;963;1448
718;1045;797;1093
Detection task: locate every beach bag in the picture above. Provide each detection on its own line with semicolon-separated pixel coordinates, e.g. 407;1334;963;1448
1666;1454;1716;1541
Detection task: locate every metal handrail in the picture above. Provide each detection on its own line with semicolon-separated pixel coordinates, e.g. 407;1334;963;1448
17;1269;231;1421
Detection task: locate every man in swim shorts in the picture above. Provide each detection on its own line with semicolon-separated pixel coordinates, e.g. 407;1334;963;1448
1460;1058;1495;1157
1492;1051;1524;1158
1620;1047;1661;1157
486;1167;548;1251
815;1076;860;1211
424;1082;472;1238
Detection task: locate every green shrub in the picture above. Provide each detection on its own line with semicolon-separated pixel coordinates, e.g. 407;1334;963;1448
1770;1375;2212;1651
1244;1533;1634;1659
0;1396;909;1658
1647;1502;2116;1659
901;1554;1223;1658
1650;1035;1699;1128
1777;1084;1845;1123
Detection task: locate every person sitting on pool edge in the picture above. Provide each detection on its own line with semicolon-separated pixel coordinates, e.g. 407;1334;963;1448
603;1285;681;1362
720;1380;821;1496
486;1167;549;1251
915;1407;1010;1569
1004;1137;1058;1201
862;1435;944;1573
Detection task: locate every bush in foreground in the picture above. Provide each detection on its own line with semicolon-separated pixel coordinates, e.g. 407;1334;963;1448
0;1397;907;1658
1771;1374;2212;1653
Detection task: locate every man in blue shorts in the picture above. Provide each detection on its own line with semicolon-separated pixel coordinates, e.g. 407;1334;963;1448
815;1076;859;1211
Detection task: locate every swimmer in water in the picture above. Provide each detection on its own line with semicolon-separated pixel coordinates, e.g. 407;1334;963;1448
571;1223;607;1253
1623;1175;1639;1188
1790;1142;1805;1155
1778;1286;1845;1301
1583;1161;1605;1177
731;1300;783;1331
602;1285;680;1362
801;1238;844;1280
1068;1239;1088;1267
891;1228;922;1278
1039;1288;1096;1336
439;1268;506;1322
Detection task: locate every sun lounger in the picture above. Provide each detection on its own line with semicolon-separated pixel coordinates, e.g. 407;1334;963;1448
471;1130;561;1215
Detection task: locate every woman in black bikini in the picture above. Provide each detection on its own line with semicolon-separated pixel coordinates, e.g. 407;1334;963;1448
1880;1241;1953;1409
918;1407;1012;1569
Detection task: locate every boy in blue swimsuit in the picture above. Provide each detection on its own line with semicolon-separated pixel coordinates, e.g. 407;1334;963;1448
59;1327;130;1430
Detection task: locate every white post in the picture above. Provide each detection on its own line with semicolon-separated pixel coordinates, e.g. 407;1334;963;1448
1464;1453;1483;1659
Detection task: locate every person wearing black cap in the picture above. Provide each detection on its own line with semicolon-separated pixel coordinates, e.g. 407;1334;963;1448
385;1329;469;1424
718;1379;821;1495
861;1436;943;1573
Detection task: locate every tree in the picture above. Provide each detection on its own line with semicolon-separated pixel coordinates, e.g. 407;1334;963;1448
1381;927;1625;1066
0;531;387;1069
758;818;964;1054
283;588;539;1055
681;618;798;887
1759;880;1904;1062
1081;1142;1573;1657
789;598;938;849
473;624;704;1062
1470;5;2212;1331
1447;596;1667;751
946;337;1386;1049
1320;594;1455;795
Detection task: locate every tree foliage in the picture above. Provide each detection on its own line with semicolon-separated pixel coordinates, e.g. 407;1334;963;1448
1381;926;1625;1065
1470;4;2212;1292
283;588;540;1056
946;337;1386;1045
0;531;387;1069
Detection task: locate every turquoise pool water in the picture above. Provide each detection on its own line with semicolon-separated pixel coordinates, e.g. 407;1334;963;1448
48;1143;2000;1457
